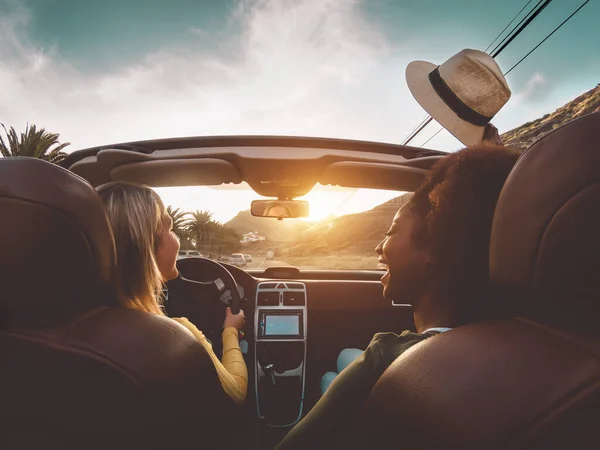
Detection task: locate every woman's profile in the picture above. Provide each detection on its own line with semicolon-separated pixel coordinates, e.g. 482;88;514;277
97;182;248;404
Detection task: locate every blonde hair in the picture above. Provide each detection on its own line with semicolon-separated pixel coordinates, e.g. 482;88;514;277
97;182;169;315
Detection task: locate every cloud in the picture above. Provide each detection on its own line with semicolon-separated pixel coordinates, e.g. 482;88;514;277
0;0;426;151
491;71;560;133
512;72;548;104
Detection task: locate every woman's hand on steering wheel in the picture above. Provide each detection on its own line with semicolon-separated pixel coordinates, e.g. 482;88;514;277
224;307;246;331
167;257;246;357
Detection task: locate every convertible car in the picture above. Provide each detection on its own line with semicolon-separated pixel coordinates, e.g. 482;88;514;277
1;112;600;449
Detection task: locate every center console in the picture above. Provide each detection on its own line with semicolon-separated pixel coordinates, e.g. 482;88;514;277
254;281;307;426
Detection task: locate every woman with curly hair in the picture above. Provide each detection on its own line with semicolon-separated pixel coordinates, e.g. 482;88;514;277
277;144;520;450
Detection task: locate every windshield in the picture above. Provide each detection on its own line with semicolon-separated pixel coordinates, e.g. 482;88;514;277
155;183;407;270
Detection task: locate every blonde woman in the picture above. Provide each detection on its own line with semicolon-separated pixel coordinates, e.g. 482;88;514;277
97;182;248;404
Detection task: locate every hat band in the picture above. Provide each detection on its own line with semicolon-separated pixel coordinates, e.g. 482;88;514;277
428;67;492;127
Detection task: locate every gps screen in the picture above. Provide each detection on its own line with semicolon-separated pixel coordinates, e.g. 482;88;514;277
264;314;300;336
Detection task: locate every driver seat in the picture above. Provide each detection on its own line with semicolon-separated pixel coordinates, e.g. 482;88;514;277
360;111;600;449
0;158;238;450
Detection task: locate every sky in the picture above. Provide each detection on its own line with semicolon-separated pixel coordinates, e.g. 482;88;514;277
1;0;599;221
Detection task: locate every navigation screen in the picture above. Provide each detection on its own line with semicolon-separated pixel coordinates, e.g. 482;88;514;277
265;314;300;336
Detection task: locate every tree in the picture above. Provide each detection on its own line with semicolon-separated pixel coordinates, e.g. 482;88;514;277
166;206;190;246
0;123;70;165
203;221;241;256
185;210;214;248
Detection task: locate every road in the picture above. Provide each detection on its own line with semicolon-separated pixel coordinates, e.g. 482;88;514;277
243;259;291;269
183;255;379;270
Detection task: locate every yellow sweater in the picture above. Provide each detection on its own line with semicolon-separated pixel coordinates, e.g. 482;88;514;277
172;317;248;405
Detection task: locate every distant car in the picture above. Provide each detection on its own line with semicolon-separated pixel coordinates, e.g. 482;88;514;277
228;253;246;267
177;250;204;260
266;250;274;260
244;254;252;262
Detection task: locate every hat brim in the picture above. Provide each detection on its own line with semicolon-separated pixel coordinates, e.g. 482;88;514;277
406;60;485;147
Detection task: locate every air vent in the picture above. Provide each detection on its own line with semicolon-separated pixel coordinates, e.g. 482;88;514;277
283;291;305;306
260;283;277;289
286;283;303;289
258;292;280;306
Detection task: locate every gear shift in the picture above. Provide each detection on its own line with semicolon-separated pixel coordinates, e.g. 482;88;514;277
263;363;276;387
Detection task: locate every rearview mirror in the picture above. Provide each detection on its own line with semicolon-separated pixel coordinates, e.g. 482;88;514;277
251;200;309;219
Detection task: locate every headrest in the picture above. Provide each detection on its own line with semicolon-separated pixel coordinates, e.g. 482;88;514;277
0;157;117;326
490;112;600;329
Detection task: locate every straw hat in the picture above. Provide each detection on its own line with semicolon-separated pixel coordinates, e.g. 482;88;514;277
406;49;511;146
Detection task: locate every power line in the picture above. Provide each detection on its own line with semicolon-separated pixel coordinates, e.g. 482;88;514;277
485;0;537;53
420;127;443;148
419;0;589;149
489;0;552;57
402;0;547;146
401;117;434;146
404;114;431;141
402;0;554;146
504;0;590;76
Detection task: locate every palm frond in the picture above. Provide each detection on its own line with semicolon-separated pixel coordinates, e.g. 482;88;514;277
0;123;70;163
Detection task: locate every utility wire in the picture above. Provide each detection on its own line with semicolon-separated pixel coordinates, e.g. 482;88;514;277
422;0;591;148
403;0;554;146
489;0;552;57
402;117;434;146
485;0;537;53
420;127;443;148
404;114;431;140
504;0;590;76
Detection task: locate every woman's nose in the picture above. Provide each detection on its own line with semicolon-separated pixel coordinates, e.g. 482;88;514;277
375;240;383;255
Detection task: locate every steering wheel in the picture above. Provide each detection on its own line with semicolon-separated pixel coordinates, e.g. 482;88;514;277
166;257;244;356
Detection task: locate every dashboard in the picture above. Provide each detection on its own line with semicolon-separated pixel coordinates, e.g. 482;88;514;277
166;259;412;430
254;280;308;426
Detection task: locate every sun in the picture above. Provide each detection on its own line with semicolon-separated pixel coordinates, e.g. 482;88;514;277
298;185;405;222
303;200;336;222
298;186;361;222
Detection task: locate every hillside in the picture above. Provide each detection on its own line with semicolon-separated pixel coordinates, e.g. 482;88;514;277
225;210;312;242
289;193;413;255
501;84;600;148
226;194;413;255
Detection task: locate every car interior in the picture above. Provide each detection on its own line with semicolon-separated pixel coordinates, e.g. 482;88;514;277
63;134;444;444
1;110;599;449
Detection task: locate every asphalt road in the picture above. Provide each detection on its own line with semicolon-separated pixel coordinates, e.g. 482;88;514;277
239;259;291;269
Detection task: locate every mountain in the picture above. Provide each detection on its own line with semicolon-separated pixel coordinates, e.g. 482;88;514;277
225;195;412;254
225;210;312;242
501;84;600;148
291;193;413;255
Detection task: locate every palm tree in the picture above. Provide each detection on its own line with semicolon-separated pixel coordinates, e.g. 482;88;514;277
185;210;214;248
166;206;191;247
0;123;70;165
166;206;188;235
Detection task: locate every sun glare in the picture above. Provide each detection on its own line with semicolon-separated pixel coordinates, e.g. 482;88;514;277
154;184;404;224
299;185;403;222
302;201;334;222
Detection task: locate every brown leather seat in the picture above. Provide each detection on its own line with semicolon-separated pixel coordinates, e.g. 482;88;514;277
0;158;238;449
361;112;600;450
